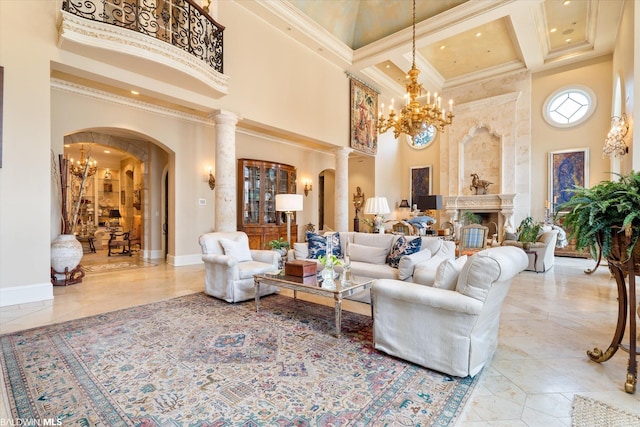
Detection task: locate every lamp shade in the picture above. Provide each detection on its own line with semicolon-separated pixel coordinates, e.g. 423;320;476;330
417;195;443;211
399;199;410;208
363;197;391;215
109;209;122;218
275;194;303;212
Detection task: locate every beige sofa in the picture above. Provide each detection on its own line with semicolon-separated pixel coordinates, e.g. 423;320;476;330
372;246;528;377
502;229;559;272
287;231;456;302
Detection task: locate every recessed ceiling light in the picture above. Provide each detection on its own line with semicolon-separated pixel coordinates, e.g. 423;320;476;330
563;0;571;5
565;38;572;43
475;32;482;37
385;64;390;68
104;150;111;154
550;28;557;33
440;45;445;50
131;90;139;95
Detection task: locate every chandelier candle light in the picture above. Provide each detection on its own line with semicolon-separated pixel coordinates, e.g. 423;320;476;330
377;0;454;139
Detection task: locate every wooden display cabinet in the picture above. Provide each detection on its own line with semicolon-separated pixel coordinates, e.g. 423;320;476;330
237;159;298;249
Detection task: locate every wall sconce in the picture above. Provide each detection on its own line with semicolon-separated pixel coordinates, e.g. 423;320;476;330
303;180;312;197
603;113;629;158
208;168;216;190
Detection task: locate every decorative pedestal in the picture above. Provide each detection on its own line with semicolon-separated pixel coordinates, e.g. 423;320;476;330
51;265;85;286
587;234;638;394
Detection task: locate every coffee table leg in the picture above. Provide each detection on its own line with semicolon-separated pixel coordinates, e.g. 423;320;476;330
334;294;343;338
254;278;261;312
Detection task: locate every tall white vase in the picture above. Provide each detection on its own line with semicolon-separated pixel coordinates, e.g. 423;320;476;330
51;234;83;280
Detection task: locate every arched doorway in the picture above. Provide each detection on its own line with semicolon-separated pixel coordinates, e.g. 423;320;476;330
62;129;171;262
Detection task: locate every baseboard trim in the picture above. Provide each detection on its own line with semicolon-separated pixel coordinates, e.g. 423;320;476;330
167;253;203;267
0;282;54;307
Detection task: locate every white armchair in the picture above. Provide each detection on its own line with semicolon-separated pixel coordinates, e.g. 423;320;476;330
198;231;280;303
502;229;559;272
372;246;528;377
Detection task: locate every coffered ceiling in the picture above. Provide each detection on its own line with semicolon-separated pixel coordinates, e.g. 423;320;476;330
241;0;623;99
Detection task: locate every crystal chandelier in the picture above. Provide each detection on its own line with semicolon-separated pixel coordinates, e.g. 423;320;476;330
603;114;629;158
69;145;97;178
377;0;454;139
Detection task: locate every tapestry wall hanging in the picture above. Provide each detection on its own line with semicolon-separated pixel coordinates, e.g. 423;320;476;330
549;148;589;213
350;78;378;155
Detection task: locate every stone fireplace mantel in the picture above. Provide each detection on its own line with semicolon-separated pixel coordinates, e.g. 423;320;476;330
444;194;517;239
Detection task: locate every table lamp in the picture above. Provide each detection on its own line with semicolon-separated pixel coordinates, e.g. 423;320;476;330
363;197;390;234
275;194;304;247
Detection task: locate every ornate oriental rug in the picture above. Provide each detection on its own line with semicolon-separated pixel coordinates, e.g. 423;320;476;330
0;293;478;426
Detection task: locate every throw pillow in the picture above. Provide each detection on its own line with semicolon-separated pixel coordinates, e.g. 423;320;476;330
306;231;342;259
433;255;468;290
387;236;422;268
219;238;252;262
397;249;432;280
293;242;309;260
348;243;388;265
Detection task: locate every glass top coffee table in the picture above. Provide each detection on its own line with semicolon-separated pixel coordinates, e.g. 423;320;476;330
253;271;375;338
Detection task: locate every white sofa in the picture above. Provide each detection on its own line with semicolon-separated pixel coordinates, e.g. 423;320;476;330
288;232;456;302
502;229;559;272
199;231;280;303
372;246;528;377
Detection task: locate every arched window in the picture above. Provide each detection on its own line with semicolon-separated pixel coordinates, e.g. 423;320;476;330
406;124;436;149
543;86;596;127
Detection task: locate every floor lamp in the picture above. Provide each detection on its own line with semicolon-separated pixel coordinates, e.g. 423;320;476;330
275;194;304;247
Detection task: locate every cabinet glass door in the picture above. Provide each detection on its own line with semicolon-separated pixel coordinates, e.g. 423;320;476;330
264;166;277;224
243;165;260;225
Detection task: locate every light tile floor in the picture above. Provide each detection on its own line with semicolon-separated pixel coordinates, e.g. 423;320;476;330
1;252;639;425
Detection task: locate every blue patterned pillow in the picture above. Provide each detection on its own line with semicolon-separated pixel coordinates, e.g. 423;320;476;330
306;232;342;259
387;236;422;268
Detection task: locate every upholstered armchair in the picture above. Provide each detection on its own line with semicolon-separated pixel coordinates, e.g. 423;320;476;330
198;231;280;303
502;229;559;272
372;246;528;377
458;223;489;256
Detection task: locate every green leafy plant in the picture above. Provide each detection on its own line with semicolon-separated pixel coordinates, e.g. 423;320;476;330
461;210;482;225
516;216;542;244
318;254;343;267
558;171;640;259
266;237;289;250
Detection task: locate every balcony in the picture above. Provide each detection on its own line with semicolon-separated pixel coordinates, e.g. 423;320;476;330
59;0;228;101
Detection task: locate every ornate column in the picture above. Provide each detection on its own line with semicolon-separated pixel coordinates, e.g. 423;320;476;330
214;110;239;232
334;147;352;232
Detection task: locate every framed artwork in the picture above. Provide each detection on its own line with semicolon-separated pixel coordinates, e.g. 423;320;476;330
410;165;432;208
349;78;378;155
548;148;589;213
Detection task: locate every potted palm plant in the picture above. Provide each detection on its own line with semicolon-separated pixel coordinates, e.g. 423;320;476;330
558;171;640;265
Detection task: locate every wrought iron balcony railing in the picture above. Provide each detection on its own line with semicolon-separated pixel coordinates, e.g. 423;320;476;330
62;0;224;74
